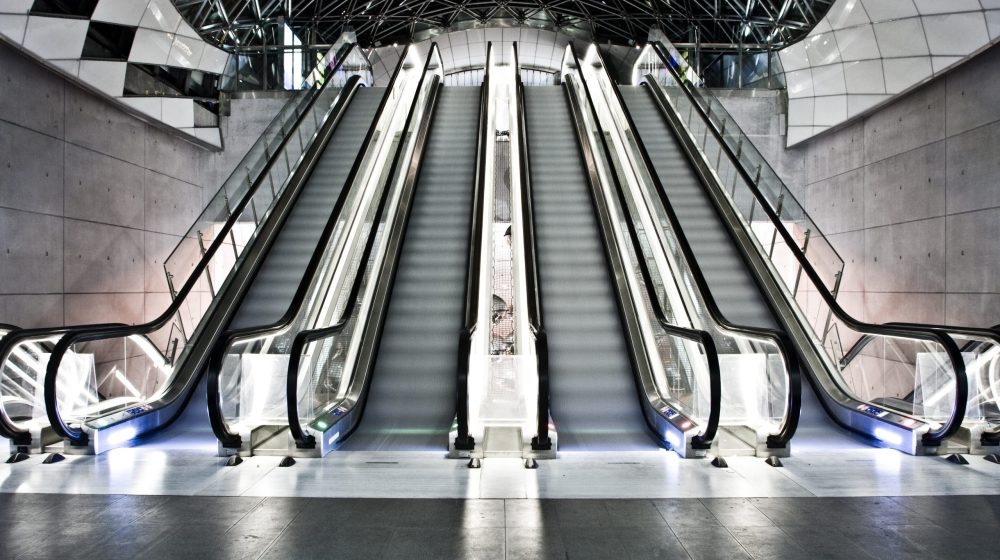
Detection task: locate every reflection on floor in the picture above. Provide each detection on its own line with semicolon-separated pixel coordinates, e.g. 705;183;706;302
1;449;998;499
1;493;999;559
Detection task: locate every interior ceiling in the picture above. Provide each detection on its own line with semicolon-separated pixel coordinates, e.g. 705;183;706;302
172;0;835;50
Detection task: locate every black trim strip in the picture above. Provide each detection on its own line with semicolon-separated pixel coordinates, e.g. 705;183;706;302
453;42;494;451
513;44;552;451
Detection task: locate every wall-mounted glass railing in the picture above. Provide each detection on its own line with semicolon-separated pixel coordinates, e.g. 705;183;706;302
637;41;984;454
561;44;722;457
582;43;801;456
207;44;443;456
0;38;373;455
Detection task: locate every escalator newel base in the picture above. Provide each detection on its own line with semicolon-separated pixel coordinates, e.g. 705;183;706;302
467;458;481;469
710;456;728;469
524;458;538;470
41;453;64;464
530;436;552;451
454;436;476;451
278;457;296;468
765;456;783;468
225;455;244;467
945;454;969;465
984;453;1000;464
5;452;30;464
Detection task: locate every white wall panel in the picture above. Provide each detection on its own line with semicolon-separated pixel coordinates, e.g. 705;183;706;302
91;0;146;26
779;0;1000;145
22;16;88;59
129;28;174;64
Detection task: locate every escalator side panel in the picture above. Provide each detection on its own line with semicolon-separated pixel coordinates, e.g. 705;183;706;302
340;87;480;451
229;89;383;329
526;87;656;451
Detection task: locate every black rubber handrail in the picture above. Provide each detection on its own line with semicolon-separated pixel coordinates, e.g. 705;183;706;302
42;51;365;445
283;47;443;449
586;45;802;448
453;42;493;451
206;46;419;449
563;48;721;449
513;44;552;451
649;41;968;446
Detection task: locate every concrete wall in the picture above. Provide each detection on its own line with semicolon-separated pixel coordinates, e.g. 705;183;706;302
723;42;1000;329
0;41;285;329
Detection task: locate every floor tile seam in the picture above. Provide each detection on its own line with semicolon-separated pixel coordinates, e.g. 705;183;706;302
220;496;272;535
248;503;306;560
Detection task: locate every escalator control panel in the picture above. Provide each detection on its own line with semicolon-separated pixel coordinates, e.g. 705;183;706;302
858;404;889;418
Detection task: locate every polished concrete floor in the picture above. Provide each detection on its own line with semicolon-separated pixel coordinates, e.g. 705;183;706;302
2;450;1000;558
2;493;999;559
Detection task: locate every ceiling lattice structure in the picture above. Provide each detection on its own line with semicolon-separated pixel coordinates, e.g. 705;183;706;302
172;0;835;50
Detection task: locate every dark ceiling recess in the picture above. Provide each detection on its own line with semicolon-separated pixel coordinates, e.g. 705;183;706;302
172;0;835;51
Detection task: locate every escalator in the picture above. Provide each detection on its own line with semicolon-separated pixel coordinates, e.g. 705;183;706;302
338;86;480;451
208;44;456;456
618;86;860;451
0;38;378;455
624;42;1000;455
524;87;658;451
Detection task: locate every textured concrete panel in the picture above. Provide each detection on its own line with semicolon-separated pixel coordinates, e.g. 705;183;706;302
863;141;946;228
0;120;63;215
65;292;143;326
804;168;864;234
863;80;946;165
144;126;205;186
144;170;202;236
864;218;946;293
63;219;143;293
0;208;63;294
945;208;1000;293
826;230;865;292
0;294;63;327
945;293;1000;327
64;86;145;166
143;231;180;293
945;120;1000;215
64;144;144;229
945;44;1000;136
864;292;945;325
806;120;864;184
0;42;63;137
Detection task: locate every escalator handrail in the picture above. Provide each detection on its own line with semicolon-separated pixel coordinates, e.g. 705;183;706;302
587;45;801;448
513;43;552;450
206;46;417;448
45;75;366;445
454;42;493;450
0;47;363;443
648;41;968;445
563;48;721;448
283;46;443;449
840;322;1000;444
